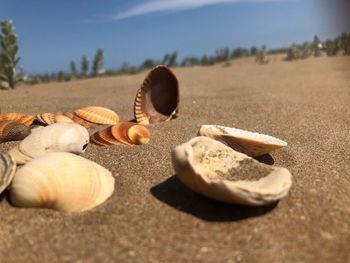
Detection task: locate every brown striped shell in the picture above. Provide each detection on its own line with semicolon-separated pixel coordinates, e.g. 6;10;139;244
134;65;179;125
90;122;150;147
36;112;74;125
0;113;34;126
0;121;31;143
74;106;119;125
0;153;16;195
62;112;94;130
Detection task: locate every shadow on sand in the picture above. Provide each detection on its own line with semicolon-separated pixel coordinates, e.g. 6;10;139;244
254;153;275;165
150;175;277;222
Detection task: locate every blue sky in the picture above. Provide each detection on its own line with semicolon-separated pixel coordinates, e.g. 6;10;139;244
0;0;347;74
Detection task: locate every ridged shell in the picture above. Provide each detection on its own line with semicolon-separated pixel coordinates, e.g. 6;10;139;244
74;106;119;125
8;122;90;164
62;112;94;130
90;122;150;147
134;65;179;125
36;112;73;125
9;152;115;212
0;121;31;143
199;125;288;157
0;153;16;195
172;136;292;206
0;113;34;126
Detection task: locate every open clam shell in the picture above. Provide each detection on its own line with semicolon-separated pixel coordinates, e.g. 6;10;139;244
0;113;34;126
36;112;73;125
74;106;119;125
0;153;16;195
134;65;179;125
0;121;31;143
90;122;151;147
9;152;115;212
8;122;90;164
199;125;288;157
171;136;292;206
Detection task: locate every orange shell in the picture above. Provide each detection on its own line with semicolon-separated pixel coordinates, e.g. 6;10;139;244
134;65;179;125
36;113;73;125
62;112;94;130
0;113;34;126
0;121;31;143
74;106;119;125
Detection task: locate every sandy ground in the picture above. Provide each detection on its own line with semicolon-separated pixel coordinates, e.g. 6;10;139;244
0;55;349;263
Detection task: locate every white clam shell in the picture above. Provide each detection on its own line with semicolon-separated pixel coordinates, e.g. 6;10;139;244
9;152;115;212
172;136;292;206
199;125;287;157
8;123;90;164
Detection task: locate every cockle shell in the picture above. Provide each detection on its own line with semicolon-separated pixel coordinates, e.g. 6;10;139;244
171;136;292;206
199;125;288;157
0;113;34;126
74;106;119;125
0;153;16;195
90;122;151;147
36;112;73;125
134;65;179;125
9;152;115;212
62;112;94;130
0;121;31;143
8;122;89;164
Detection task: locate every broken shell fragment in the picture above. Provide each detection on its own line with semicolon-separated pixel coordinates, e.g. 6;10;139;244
0;153;16;195
62;112;94;130
0;121;31;143
8;122;89;164
36;112;73;125
171;136;292;206
9;152;115;212
90;122;151;147
199;125;287;157
74;106;119;125
0;113;34;126
134;65;179;125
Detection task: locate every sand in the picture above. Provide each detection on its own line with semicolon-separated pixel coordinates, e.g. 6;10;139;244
0;55;349;263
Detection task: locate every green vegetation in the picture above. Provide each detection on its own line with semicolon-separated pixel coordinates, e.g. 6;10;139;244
92;49;104;76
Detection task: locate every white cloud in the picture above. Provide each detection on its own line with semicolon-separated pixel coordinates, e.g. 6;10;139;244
113;0;282;20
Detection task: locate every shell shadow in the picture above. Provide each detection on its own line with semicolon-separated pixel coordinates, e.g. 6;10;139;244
254;154;275;165
150;175;277;222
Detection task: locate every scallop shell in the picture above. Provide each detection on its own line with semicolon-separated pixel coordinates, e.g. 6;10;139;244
172;136;292;206
90;122;150;147
74;106;119;125
36;112;73;125
134;65;179;125
0;153;16;195
0;121;31;143
0;113;34;126
199;125;288;157
8;122;89;164
62;112;94;130
9;152;115;212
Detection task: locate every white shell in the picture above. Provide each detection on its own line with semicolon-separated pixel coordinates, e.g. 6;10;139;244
172;136;292;206
199;125;287;157
8;123;90;164
9;152;115;212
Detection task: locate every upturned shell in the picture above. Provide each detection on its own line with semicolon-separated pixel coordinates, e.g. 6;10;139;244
62;112;94;130
90;122;150;147
199;125;288;157
9;152;115;212
0;153;16;195
0;121;31;143
36;112;73;125
134;65;179;125
0;113;34;126
172;136;292;206
74;106;119;125
8;122;90;164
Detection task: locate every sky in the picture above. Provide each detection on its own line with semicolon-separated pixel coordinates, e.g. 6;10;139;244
0;0;348;74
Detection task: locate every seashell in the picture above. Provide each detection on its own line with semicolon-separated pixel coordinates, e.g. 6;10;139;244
90;122;150;147
0;121;31;143
134;65;179;125
9;152;115;212
62;112;94;130
74;106;119;125
171;136;292;206
0;153;16;195
0;113;34;126
198;125;288;157
8;122;89;164
36;112;73;125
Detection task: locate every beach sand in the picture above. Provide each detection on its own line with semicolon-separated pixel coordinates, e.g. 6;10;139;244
0;55;349;262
